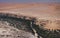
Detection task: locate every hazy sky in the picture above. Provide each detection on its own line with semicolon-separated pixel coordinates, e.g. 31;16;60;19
0;0;60;3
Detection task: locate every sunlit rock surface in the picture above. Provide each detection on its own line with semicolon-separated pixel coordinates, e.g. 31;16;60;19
0;21;36;38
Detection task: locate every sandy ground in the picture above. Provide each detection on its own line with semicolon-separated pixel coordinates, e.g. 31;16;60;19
0;3;60;20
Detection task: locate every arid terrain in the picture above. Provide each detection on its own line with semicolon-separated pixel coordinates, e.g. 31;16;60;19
0;3;60;30
0;3;60;20
0;3;60;38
